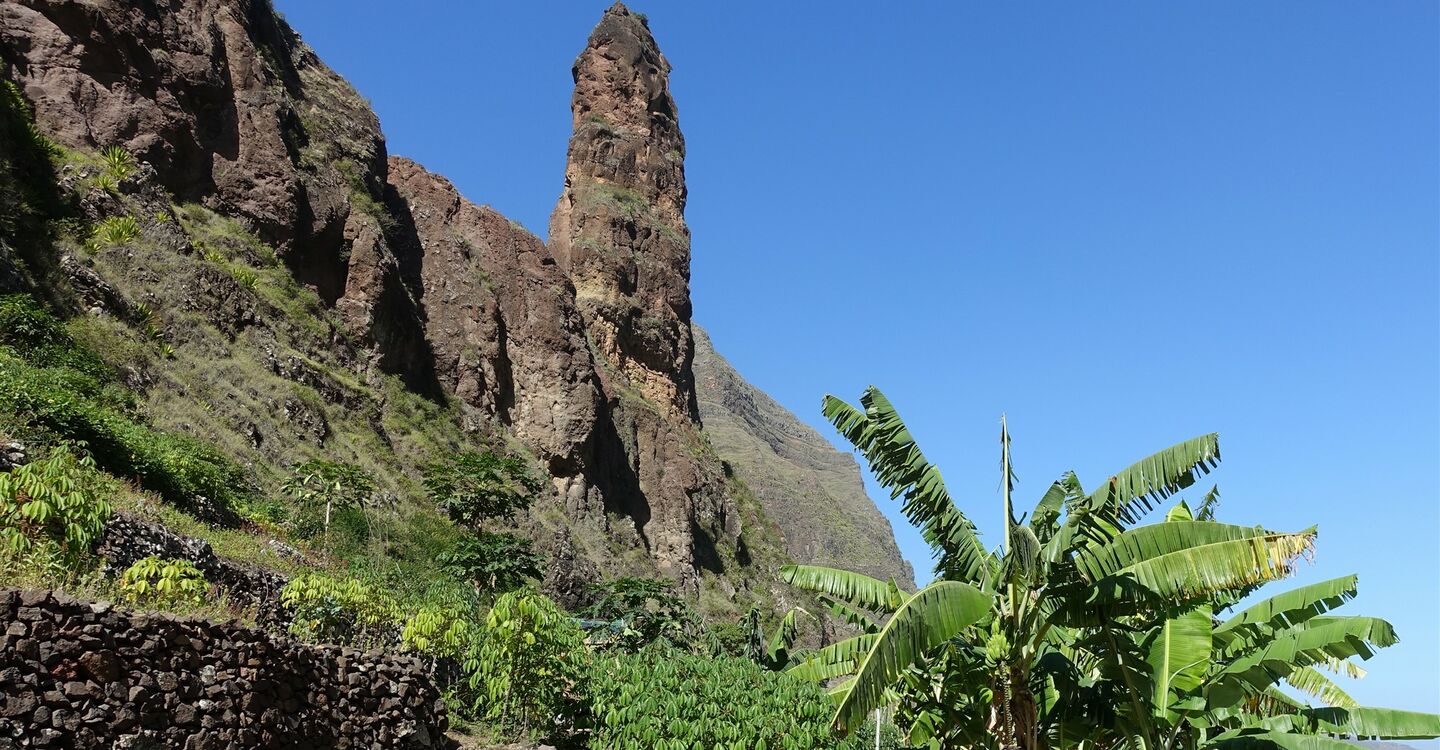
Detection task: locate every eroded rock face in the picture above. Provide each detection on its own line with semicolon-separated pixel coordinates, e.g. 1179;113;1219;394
547;3;737;587
386;156;602;478
1;0;912;600
0;0;431;381
549;2;695;419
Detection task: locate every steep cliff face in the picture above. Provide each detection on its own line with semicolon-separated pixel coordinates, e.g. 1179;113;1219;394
694;327;915;587
0;0;432;381
0;0;908;609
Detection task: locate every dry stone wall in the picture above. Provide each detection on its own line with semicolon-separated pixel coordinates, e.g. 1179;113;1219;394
0;589;456;749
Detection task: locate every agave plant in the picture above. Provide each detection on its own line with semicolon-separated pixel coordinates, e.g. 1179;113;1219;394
781;386;1439;750
101;145;134;180
89;215;140;248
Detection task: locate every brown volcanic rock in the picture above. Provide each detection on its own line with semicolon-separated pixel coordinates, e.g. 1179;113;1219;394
549;2;695;418
547;3;739;587
385;156;603;477
0;0;430;379
694;326;915;587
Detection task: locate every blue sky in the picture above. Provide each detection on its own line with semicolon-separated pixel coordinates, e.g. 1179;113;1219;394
274;1;1438;717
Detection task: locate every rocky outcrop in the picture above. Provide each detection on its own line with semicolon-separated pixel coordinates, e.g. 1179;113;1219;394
694;327;915;587
549;3;695;418
0;588;455;749
385;157;602;480
0;0;433;380
0;0;912;602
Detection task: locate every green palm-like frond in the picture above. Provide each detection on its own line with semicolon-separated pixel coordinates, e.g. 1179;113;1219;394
831;580;990;733
823;388;991;582
818;595;880;632
1030;472;1080;546
779;564;905;613
1214;574;1359;646
1144;605;1211;709
1217;707;1440;742
1196;485;1221;520
1076;521;1316;602
788;633;878;682
1208;731;1368;750
767;607;812;663
1211;616;1398;702
1294;706;1440;739
1086;434;1221;524
1282;666;1358;708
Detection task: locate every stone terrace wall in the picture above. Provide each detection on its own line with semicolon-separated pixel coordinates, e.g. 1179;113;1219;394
0;589;456;749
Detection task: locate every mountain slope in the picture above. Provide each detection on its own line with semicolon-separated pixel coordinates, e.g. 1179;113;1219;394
694;327;914;586
0;0;907;617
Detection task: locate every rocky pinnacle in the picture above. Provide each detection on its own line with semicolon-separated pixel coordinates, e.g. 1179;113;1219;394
549;2;697;421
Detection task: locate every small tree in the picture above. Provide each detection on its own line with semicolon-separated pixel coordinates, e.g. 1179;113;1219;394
279;572;401;648
470;589;589;736
422;450;540;530
280;459;377;541
437;531;543;595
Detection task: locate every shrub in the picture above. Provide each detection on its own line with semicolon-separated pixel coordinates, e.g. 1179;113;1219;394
590;647;866;750
280;572;401;647
0;294;111;377
119;556;207;605
422;450;540;530
471;589;589;737
0;444;111;559
583;576;699;652
401;603;479;659
0;299;252;513
230;266;259;291
437;531;542;596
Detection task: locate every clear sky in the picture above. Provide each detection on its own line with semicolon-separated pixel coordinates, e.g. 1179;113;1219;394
274;1;1438;718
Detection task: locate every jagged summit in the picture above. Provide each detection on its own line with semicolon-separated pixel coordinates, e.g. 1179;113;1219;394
550;0;693;418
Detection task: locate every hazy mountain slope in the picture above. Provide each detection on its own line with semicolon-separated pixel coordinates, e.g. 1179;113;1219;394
694;327;914;586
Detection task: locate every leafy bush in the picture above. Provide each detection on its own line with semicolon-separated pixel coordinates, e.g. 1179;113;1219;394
401;603;479;659
0;444;111;559
437;531;543;595
471;589;589;737
422;450;540;530
590;647;865;750
0;294;111;377
583;577;699;652
0;352;250;511
0;297;249;515
280;572;401;647
119;556;208;605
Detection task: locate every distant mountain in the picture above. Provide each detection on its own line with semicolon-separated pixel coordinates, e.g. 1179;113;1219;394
694;326;915;587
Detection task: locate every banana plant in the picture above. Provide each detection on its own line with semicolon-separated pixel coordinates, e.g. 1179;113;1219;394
779;385;1438;750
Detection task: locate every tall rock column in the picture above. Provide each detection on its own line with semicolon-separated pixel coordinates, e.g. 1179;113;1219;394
549;2;696;419
550;3;731;588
